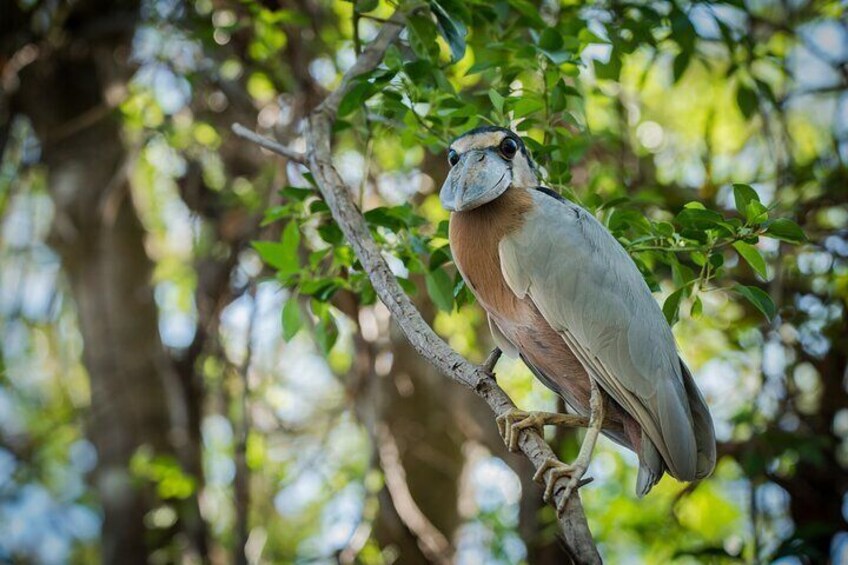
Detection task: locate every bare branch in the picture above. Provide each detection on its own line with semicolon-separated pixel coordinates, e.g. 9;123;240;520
377;425;453;564
231;123;306;164
237;10;602;564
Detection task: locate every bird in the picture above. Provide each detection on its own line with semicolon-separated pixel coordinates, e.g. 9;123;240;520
440;126;716;515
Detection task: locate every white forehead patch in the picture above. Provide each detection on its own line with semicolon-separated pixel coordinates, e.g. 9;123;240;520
450;131;508;154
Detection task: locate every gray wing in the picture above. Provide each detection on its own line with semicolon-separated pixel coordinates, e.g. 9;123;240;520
499;189;715;485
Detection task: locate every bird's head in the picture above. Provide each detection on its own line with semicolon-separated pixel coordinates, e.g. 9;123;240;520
439;126;539;212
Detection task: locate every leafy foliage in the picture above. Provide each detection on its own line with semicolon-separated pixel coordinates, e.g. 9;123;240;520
2;0;846;563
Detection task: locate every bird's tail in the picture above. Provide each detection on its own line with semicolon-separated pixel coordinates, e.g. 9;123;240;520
680;359;717;479
636;434;665;497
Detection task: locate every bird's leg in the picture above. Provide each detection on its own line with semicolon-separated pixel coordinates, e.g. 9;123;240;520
533;378;606;517
496;410;590;452
480;347;502;376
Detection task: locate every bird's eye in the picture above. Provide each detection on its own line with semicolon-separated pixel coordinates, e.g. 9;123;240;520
500;137;518;159
448;149;459;167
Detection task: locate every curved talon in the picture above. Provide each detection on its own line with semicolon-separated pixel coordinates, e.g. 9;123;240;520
496;409;542;452
534;457;592;516
496;409;582;453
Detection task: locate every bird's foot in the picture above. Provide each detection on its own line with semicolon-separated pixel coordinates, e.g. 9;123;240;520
533;457;593;517
533;379;605;517
496;409;583;452
495;408;558;451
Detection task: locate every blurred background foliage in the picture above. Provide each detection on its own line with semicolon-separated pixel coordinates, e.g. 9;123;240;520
0;0;846;563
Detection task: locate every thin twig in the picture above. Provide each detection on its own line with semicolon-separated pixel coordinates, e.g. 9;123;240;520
231;123;306;164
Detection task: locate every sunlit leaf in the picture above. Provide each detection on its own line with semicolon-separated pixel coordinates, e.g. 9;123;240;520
253;221;301;278
691;295;703;318
282;296;302;341
489;89;505;114
426;268;454;311
430;0;467;62
732;241;767;278
732;184;759;213
733;184;768;223
511;97;544;118
745;200;769;224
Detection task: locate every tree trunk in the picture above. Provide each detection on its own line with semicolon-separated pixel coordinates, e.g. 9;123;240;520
13;35;188;564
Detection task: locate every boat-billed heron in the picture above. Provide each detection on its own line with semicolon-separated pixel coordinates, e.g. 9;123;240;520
440;126;716;515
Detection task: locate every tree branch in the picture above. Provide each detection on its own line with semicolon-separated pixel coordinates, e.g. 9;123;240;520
231;123;306;164
236;11;601;564
377;424;453;564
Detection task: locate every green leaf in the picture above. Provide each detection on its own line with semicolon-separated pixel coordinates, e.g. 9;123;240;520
663;287;685;326
338;80;372;118
745;200;769;224
488;89;505;114
676;207;730;233
736;84;758;119
709;252;725;268
299;278;341;301
397;277;418;296
672;261;695;288
280;186;313;201
253;242;289;272
670;9;696;52
407;13;440;60
733;241;767;278
453;275;475;308
429;245;452;270
262;204;293;226
690;295;703;318
425;268;454;311
315;315;338;355
430;0;467;62
282;296;302;341
536;28;573;64
365;205;425;230
507;0;546;26
765;218;807;244
594;52;621;81
538;28;563;51
672;50;691;83
511;97;544;118
732;183;759;211
317;222;343;245
355;0;379;13
254;221;301;277
734;284;776;321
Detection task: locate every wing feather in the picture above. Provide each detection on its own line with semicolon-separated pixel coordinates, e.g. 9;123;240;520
500;189;715;482
488;314;519;358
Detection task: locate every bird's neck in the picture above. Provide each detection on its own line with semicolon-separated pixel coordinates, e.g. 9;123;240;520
448;187;533;317
453;187;534;234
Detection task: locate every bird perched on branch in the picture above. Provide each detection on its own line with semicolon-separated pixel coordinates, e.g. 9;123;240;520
440;126;716;515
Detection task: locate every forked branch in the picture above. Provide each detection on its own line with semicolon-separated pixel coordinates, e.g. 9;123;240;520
233;10;601;564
